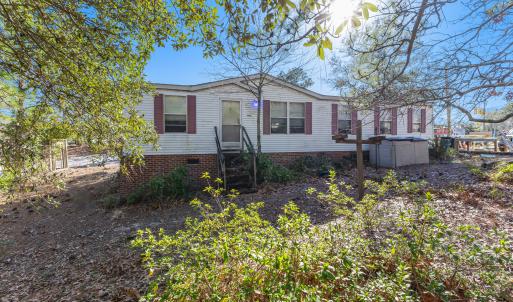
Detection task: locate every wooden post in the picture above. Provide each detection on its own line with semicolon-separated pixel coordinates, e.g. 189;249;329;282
331;123;384;201
494;140;498;152
356;120;364;201
63;140;68;168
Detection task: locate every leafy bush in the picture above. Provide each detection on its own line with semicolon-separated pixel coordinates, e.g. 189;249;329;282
289;155;334;176
99;194;123;209
0;170;15;193
133;172;512;301
256;154;296;183
126;166;188;204
490;162;513;184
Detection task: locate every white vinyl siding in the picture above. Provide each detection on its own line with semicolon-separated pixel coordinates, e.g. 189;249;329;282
136;83;433;155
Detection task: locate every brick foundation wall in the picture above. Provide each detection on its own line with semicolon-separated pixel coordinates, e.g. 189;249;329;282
119;154;218;197
119;151;355;197
267;151;354;166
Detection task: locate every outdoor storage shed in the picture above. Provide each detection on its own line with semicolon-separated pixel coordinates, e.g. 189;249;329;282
369;137;429;168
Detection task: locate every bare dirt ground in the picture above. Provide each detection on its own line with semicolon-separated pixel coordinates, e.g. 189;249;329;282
0;159;512;302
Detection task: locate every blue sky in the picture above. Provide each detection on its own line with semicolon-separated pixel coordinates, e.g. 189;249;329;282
144;44;338;95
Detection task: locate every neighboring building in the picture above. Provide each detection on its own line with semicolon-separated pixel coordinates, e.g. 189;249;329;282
120;75;433;195
434;126;466;137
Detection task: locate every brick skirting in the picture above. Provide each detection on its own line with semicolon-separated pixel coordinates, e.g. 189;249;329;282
267;151;353;166
119;154;218;197
119;151;354;197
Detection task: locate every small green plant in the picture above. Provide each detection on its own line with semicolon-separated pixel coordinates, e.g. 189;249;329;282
0;171;15;193
256;154;296;183
444;147;459;160
488;186;505;200
133;171;512;301
289;155;334;175
490;162;513;184
99;194;123;209
465;163;487;179
126;166;188;204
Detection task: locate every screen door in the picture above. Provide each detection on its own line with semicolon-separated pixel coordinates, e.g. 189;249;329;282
221;100;241;148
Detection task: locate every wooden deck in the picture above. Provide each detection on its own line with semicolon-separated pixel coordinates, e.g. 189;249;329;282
455;137;511;154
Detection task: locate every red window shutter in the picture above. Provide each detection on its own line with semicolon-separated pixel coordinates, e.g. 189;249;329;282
351;110;358;135
374;106;380;135
407;108;413;133
154;94;164;134
263;100;270;135
305;102;312;134
331;103;338;135
420;108;427;133
187;95;196;134
391;107;398;135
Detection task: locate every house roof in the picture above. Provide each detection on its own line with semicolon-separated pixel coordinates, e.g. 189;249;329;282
151;74;343;101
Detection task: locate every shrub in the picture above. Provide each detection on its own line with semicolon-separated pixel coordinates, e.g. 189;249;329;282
490;162;513;184
0;171;15;193
133;172;512;301
256;154;296;183
99;194;123;209
126;166;188;204
289;155;334;176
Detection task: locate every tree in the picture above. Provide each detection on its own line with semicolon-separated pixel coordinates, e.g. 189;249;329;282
217;17;299;153
0;0;221;189
330;0;513;124
0;0;372;190
277;67;314;88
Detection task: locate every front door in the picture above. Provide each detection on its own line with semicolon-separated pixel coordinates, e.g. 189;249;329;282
221;100;241;149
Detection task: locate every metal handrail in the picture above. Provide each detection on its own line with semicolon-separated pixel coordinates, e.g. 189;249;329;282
241;126;255;154
241;126;257;189
214;126;227;189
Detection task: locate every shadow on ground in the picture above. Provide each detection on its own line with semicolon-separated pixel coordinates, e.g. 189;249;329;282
1;160;511;301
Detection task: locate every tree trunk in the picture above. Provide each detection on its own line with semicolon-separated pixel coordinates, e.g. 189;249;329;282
256;92;262;154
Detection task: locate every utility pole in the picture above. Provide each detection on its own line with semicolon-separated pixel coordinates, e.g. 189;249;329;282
445;69;452;136
482;101;487;131
356;120;364;200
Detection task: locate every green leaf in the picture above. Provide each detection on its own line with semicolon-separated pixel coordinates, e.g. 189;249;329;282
286;0;296;9
303;36;317;47
322;38;332;50
362;7;369;20
364;2;378;12
335;20;348;35
351;16;361;27
317;45;325;60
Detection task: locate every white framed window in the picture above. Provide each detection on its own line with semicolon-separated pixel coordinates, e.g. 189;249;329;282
164;95;187;133
412;108;422;132
380;110;392;134
289;102;305;134
338;105;352;134
271;101;287;134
